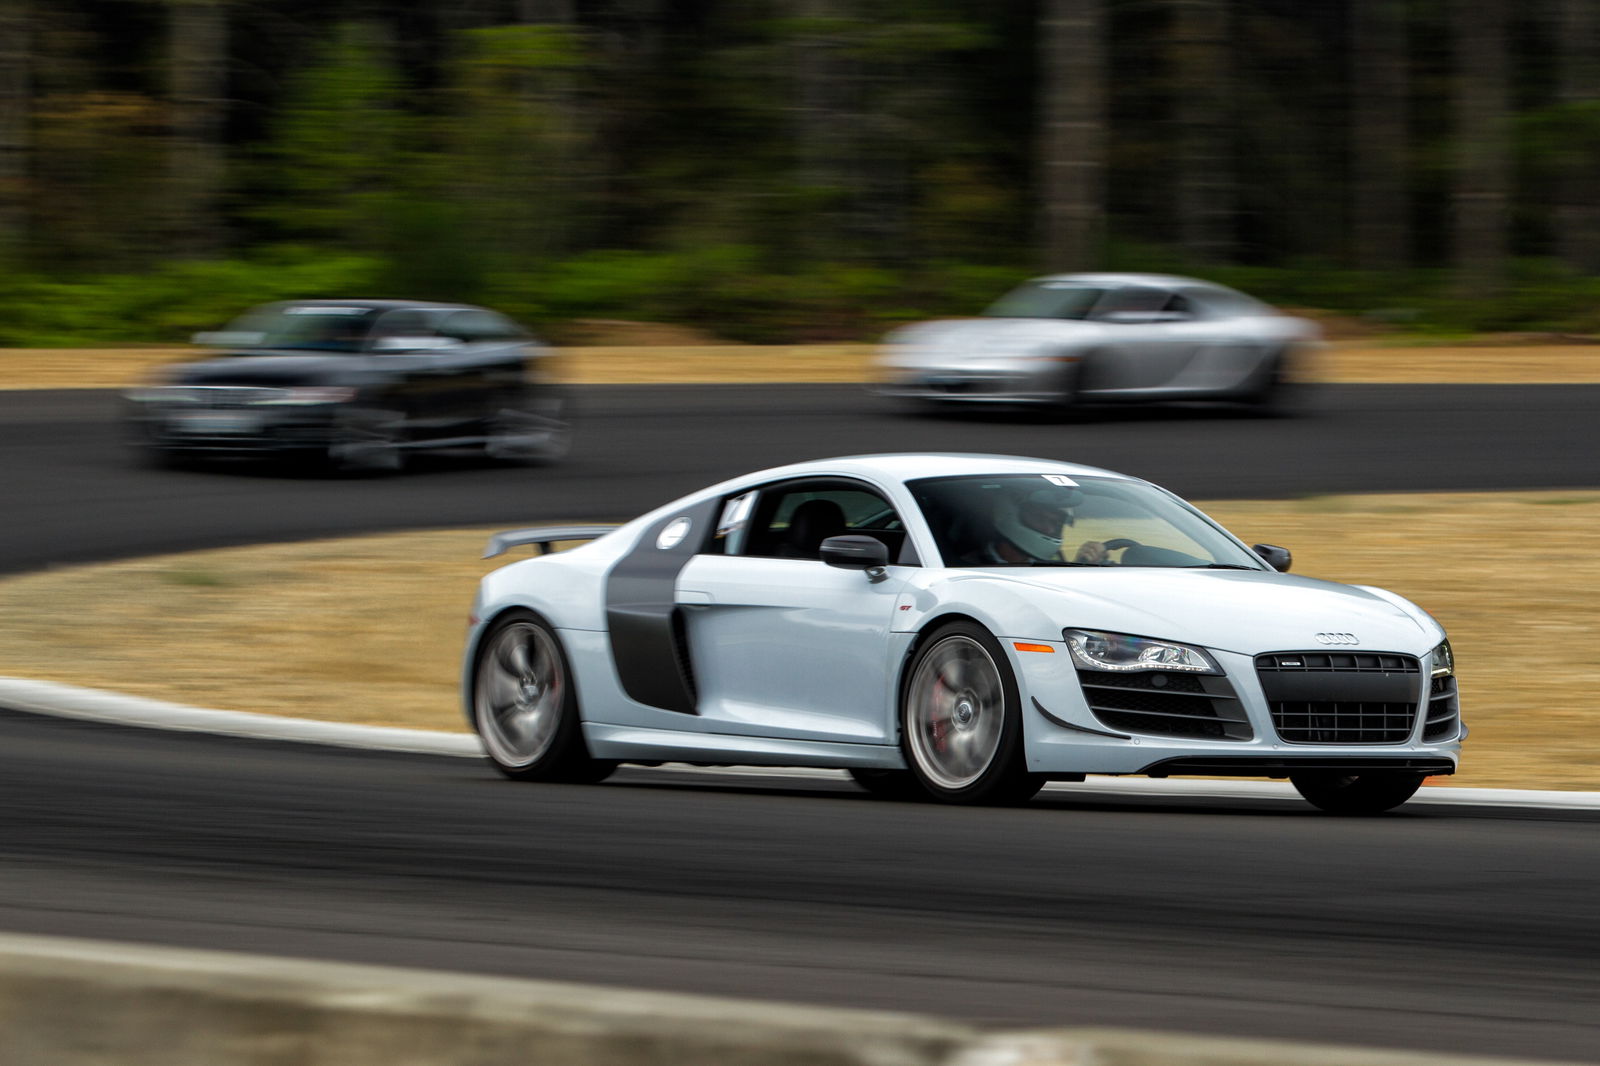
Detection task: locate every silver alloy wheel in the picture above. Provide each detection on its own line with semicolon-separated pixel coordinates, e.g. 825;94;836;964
475;621;565;768
329;409;403;471
905;634;1006;791
485;396;570;462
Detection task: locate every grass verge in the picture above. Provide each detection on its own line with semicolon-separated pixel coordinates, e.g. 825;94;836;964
3;340;1600;388
0;491;1596;790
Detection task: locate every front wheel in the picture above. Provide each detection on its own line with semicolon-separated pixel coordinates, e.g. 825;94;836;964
327;407;405;474
471;610;615;783
1290;771;1423;815
485;388;572;464
899;622;1043;805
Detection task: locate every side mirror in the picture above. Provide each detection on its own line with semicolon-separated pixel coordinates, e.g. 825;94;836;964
820;534;890;579
1252;543;1292;572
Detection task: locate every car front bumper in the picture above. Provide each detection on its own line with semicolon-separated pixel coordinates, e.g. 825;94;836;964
1010;642;1465;778
127;403;346;454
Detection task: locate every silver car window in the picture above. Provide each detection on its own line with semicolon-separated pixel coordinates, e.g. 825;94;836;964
982;281;1107;320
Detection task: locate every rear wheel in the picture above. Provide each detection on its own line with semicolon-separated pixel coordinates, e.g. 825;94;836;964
899;622;1043;805
471;610;615;783
1290;771;1423;815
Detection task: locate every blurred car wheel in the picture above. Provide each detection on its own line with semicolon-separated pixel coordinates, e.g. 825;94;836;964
485;390;572;465
472;610;616;783
900;621;1044;805
327;407;405;474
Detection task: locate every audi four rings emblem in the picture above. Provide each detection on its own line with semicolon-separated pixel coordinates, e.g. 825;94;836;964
1314;632;1360;645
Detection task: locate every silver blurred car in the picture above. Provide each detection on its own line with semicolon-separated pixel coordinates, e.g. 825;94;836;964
875;273;1321;413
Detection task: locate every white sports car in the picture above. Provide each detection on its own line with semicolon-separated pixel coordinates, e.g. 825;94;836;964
875;273;1321;411
463;454;1462;814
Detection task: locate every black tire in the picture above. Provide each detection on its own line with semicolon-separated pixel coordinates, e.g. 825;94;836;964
1047;354;1088;423
847;767;926;801
898;621;1044;805
1243;349;1311;417
1290;771;1423;815
470;609;616;783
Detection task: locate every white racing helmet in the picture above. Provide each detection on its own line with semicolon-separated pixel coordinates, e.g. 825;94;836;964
994;486;1082;561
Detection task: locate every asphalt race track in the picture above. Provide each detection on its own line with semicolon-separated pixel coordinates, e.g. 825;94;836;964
2;711;1598;1061
4;383;1600;573
3;383;1600;1062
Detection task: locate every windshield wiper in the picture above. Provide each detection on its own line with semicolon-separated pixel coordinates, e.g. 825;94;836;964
1029;560;1109;567
1185;563;1261;570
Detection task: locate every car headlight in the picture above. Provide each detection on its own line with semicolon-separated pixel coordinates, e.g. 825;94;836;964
1063;629;1221;674
256;387;358;405
1430;639;1454;678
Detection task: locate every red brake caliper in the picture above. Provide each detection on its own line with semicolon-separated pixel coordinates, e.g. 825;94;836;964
931;672;951;753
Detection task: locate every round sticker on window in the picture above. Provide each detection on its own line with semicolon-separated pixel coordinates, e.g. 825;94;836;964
656;516;692;550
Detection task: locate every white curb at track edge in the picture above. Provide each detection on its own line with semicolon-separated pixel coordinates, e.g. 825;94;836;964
3;675;1596;811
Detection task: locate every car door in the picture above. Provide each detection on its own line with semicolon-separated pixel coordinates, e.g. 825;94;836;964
436;309;527;435
1084;286;1196;391
673;478;914;744
365;308;463;438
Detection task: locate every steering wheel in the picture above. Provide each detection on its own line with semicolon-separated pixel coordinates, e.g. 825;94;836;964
1102;538;1141;552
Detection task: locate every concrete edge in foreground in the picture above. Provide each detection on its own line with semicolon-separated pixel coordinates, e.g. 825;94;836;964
3;675;1597;810
0;933;1586;1066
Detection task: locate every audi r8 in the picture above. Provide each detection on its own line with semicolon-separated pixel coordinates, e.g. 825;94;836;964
464;454;1461;813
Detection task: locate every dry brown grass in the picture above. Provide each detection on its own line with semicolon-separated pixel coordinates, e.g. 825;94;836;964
5;339;1600;388
1;492;1596;790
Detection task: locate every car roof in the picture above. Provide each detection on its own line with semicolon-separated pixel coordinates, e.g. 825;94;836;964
266;299;488;313
1026;272;1218;289
727;453;1135;488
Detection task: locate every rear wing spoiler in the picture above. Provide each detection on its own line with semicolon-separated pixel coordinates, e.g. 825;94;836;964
483;525;620;559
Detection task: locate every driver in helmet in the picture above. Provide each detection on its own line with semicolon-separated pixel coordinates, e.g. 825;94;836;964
963;485;1108;565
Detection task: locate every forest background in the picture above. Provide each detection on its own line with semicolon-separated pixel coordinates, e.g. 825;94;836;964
0;0;1596;346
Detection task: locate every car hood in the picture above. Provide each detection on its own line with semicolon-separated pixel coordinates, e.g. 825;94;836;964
962;566;1435;655
882;317;1094;363
171;353;367;387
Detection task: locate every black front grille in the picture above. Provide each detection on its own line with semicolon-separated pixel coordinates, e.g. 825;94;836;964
1077;669;1250;740
1256;651;1421;744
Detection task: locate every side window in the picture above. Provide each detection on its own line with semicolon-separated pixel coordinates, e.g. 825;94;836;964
1093;287;1169;320
738;481;911;562
439;310;527;343
368;309;435;348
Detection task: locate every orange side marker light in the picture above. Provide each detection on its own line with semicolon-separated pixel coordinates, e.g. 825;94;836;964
1013;642;1055;653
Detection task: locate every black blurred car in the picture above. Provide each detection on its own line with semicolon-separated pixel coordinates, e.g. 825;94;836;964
125;299;569;472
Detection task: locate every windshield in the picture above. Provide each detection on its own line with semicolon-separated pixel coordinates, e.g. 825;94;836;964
217;305;380;353
982;280;1105;320
909;474;1266;569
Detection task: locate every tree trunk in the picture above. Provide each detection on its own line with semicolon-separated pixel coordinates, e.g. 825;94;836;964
167;0;227;259
1350;0;1410;270
517;0;580;259
1037;0;1105;273
1172;0;1233;264
791;0;857;259
1451;0;1510;298
0;0;28;257
1555;0;1600;273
